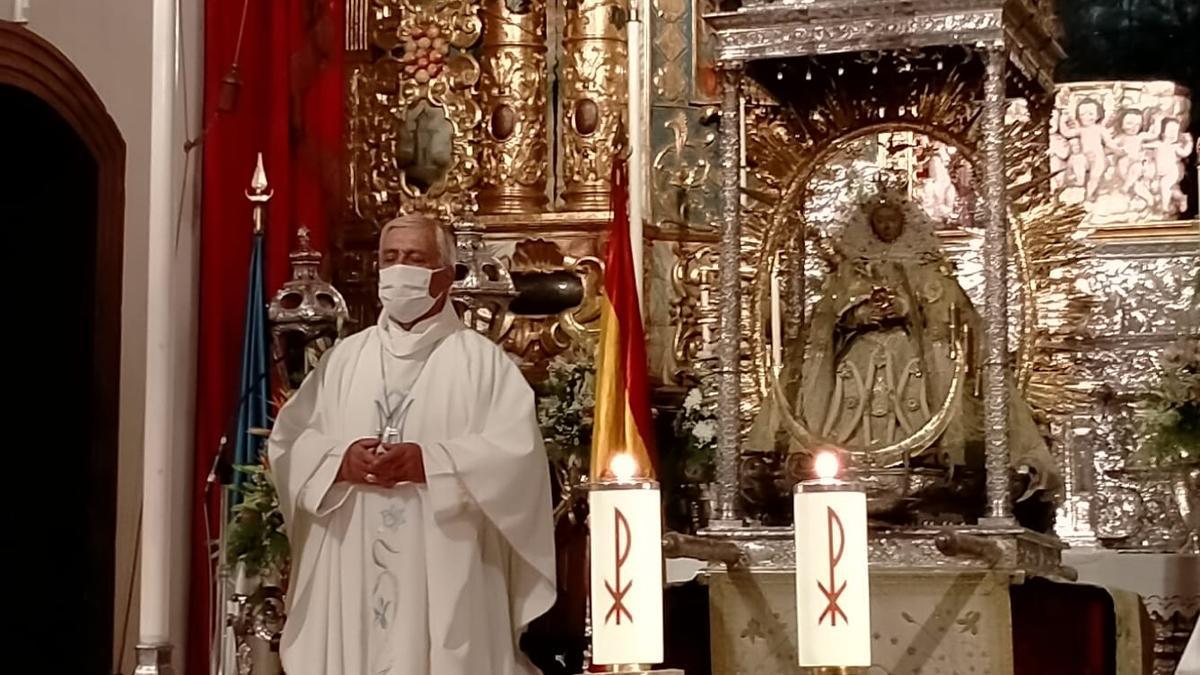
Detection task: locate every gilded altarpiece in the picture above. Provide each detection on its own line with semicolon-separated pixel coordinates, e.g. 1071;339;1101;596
477;0;550;215
341;0;485;325
341;0;609;367
644;0;725;386
337;2;1198;563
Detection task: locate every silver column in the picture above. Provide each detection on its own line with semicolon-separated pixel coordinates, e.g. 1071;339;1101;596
713;61;744;524
981;45;1014;524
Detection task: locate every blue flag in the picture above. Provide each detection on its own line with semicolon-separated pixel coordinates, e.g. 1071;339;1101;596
232;232;270;499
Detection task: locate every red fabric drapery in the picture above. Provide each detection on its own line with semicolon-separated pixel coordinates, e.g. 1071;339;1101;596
189;2;344;673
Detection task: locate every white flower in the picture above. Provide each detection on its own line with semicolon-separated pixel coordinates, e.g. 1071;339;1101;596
692;419;716;443
683;388;703;412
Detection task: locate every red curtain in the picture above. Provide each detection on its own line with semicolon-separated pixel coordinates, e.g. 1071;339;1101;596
189;1;344;673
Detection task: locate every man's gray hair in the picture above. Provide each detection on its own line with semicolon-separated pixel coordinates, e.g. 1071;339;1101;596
379;212;457;267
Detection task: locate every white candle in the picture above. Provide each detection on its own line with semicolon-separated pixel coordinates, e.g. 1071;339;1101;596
589;455;664;666
627;3;646;311
770;253;783;369
793;451;871;667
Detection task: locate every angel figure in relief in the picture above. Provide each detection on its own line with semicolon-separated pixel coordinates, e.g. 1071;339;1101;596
1146;117;1193;213
1058;98;1119;201
1111;107;1158;207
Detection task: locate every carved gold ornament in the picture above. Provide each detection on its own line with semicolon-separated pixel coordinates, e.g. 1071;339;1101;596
478;0;550;214
560;0;629;210
670;242;719;382
653;110;718;230
496;239;605;366
347;0;484;222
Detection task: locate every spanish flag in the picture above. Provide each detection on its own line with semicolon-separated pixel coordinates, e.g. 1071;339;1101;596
590;157;657;480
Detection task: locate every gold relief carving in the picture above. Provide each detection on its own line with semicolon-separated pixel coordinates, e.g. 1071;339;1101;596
497;238;605;367
478;0;550;214
347;0;483;223
652;27;688;101
479;209;613;232
654;20;686;58
651;0;688;102
670;242;719;381
654;0;686;23
560;0;629;211
690;0;720;102
652;109;717;229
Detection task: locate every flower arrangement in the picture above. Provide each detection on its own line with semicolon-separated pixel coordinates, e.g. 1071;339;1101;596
226;462;290;581
536;350;596;470
674;387;718;483
1138;338;1200;467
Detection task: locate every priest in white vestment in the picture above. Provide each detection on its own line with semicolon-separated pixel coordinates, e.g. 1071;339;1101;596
268;213;557;675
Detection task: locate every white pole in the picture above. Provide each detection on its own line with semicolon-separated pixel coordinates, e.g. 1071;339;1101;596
140;0;179;652
626;1;645;311
770;252;783;370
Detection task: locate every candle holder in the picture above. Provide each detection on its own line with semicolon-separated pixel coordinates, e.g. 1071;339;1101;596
793;456;872;670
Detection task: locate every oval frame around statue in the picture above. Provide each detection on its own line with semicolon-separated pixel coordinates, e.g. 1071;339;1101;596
740;115;1078;473
747;123;983;464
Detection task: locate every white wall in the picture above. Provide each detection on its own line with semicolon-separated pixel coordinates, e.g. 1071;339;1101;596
24;0;202;671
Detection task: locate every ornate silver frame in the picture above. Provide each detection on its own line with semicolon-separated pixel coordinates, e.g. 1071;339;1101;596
701;0;1065;529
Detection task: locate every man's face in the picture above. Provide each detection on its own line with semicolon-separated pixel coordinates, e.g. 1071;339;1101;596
869;205;904;243
378;224;454;301
379;225;443;269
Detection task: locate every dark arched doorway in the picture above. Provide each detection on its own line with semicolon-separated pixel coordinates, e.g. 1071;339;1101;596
0;21;125;675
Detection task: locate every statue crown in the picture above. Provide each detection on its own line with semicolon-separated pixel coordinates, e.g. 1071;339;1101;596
855;173;910;214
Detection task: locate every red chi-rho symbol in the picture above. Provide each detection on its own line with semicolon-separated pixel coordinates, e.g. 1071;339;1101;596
604;507;634;625
817;506;848;626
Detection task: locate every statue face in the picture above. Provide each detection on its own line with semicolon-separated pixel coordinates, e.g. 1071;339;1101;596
869;204;904;243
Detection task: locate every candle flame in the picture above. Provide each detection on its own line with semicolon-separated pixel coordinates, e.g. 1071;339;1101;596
813;450;840;481
609;452;638;481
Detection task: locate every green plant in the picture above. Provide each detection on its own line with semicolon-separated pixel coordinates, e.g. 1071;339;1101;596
536;350;596;470
1138;338;1200;467
226;462;290;579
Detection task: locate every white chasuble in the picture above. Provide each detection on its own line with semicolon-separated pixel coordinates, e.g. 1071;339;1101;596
268;305;557;675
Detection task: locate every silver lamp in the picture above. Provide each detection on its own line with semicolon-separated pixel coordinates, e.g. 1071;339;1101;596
267;226;350;393
449;195;518;342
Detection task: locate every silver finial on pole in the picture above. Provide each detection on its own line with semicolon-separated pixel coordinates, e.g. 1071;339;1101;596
246;152;274;234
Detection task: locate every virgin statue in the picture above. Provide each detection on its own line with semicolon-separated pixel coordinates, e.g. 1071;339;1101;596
750;191;1058;521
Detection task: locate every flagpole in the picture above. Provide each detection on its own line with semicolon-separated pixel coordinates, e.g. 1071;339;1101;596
627;0;645;311
211;154;272;675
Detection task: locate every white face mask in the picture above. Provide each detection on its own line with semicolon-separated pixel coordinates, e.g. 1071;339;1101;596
378;264;443;324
